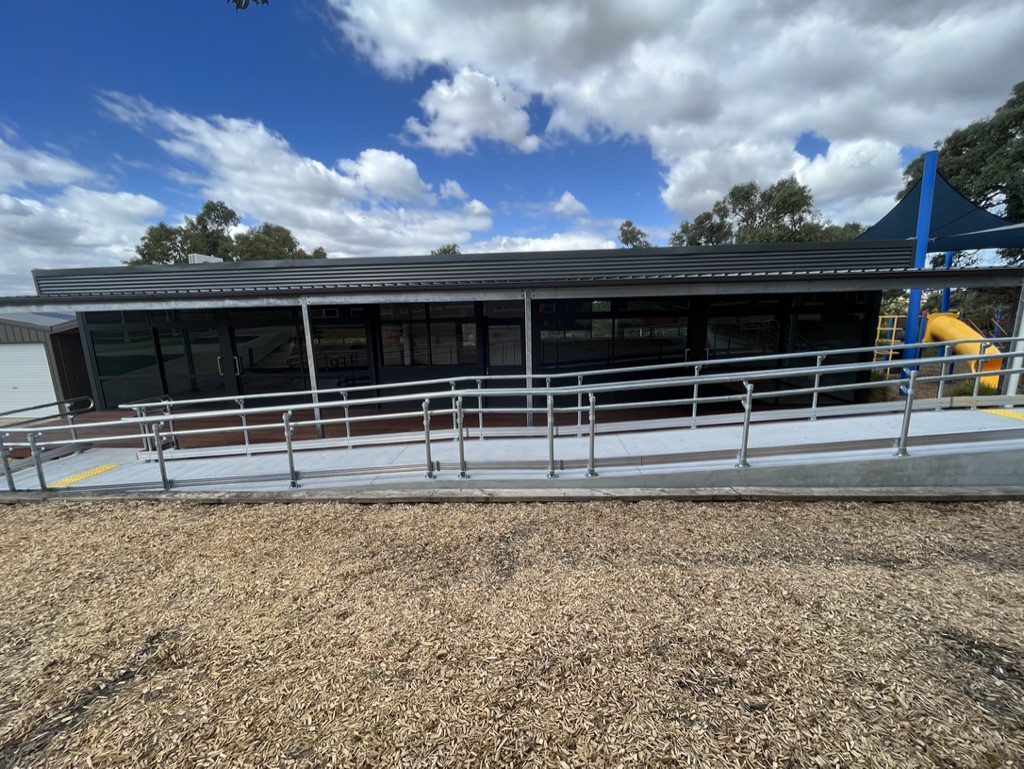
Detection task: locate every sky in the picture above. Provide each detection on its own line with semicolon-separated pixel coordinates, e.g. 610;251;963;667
1;0;1023;296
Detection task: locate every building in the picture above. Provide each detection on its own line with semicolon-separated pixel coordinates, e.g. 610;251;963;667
2;240;1023;411
0;311;90;418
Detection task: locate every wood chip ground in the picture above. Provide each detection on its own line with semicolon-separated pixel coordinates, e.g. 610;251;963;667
1;499;1023;767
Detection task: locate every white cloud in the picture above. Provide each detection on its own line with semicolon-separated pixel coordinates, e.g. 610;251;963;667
404;68;540;154
0;186;164;294
440;179;468;200
793;139;905;224
336;148;433;203
332;0;1024;220
471;231;615;254
0;137;93;190
98;92;493;259
551;190;587;218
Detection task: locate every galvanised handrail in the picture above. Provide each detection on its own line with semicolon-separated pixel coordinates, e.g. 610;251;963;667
5;342;1021;442
116;334;1024;414
3;338;1023;492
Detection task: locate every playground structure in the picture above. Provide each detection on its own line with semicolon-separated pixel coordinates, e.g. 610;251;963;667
923;312;1003;389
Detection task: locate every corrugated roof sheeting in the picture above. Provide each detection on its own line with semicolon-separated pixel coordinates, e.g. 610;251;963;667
32;242;914;298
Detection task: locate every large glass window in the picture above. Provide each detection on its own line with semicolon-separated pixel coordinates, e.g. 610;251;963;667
380;303;478;367
91;328;163;405
537;298;689;369
707;316;780;358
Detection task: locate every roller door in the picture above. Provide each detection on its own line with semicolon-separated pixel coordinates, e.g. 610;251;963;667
0;344;58;420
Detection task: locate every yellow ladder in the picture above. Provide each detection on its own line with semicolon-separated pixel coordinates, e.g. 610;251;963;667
874;315;905;371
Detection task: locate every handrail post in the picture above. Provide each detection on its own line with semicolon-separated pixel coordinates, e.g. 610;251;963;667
577;375;583;437
456;396;468;478
342;391;352;448
586;393;598;478
546;394;557;478
163;400;179;450
153;422;170;491
135;406;151;451
935;344;950;407
736;383;754;468
810;354;825;421
895;371;917;457
29;432;47;491
236;398;250;454
423;399;435;479
691;365;702;429
475;378;484;440
450;380;458;438
0;433;14;492
283;411;298;488
64;401;80;446
971;365;982;406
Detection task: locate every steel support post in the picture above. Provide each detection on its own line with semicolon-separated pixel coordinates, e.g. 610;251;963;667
450;380;458;438
300;299;324;439
236;398;251;453
524;289;534;427
935;344;950;406
1003;280;1024;403
586;393;598;478
546;394;557;478
896;371;917;457
736;383;754;468
423;399;435;479
577;376;583;437
904;150;938;372
29;432;46;491
283;411;298;488
342;392;352;447
0;433;14;492
691;365;701;429
153;422;170;491
456;396;468;478
810;355;825;420
476;378;484;439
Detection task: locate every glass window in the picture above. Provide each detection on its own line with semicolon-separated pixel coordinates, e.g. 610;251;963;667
381;322;429;366
483;301;522;319
87;311;148;324
707;315;780;358
92;329;158;378
430;302;474;318
488;325;522;366
380;304;426;321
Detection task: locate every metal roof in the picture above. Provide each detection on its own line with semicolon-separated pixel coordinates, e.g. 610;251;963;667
30;241;915;298
0;310;77;332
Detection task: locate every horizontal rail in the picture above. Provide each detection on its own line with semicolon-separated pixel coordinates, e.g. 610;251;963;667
117;333;1024;414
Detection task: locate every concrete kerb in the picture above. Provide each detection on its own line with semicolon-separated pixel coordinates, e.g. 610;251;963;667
3;486;1024;505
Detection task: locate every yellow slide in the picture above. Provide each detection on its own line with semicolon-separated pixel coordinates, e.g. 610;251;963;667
922;312;1002;389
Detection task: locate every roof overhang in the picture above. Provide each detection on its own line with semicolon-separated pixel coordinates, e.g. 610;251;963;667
1;266;1022;313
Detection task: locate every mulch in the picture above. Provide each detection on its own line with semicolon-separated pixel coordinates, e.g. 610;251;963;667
1;499;1022;767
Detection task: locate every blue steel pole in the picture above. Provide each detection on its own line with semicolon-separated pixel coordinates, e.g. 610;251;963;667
904;150;938;373
941;250;953;312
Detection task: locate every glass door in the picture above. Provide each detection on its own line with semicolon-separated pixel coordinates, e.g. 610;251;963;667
486;323;524;373
228;309;307;397
156;323;237;400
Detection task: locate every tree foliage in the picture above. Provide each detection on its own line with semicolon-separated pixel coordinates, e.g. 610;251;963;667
618;220;651;249
228;0;269;9
431;243;462;256
671;177;863;247
901;81;1023;264
127;201;325;265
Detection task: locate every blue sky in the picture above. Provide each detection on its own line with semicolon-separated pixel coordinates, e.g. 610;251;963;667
2;0;1022;294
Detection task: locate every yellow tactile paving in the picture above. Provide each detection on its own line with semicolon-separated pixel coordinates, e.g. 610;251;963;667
984;409;1024;422
50;464;121;488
